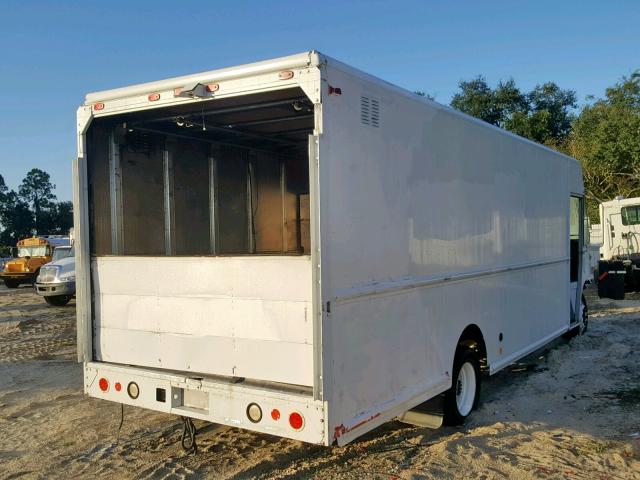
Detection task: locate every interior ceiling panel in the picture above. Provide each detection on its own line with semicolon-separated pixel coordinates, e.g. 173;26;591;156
103;87;314;151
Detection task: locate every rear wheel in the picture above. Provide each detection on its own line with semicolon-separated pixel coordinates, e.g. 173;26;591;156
3;279;19;289
443;348;481;425
580;294;588;333
44;295;71;306
563;294;588;339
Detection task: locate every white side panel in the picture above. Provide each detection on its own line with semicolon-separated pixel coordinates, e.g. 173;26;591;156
319;63;578;440
92;256;313;386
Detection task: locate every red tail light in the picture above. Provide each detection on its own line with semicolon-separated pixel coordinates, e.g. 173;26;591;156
115;382;122;392
271;409;281;421
98;377;109;392
289;412;304;430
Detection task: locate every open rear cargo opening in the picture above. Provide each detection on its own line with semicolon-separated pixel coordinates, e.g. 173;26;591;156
85;87;316;388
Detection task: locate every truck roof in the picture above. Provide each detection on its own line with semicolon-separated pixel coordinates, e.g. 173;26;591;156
85;51;319;104
18;236;69;247
82;50;581;171
601;196;640;207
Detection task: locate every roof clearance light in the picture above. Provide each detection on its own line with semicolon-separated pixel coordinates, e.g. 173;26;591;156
98;377;109;392
289;412;304;430
148;93;160;101
173;87;182;97
278;70;294;80
93;102;105;111
206;83;219;92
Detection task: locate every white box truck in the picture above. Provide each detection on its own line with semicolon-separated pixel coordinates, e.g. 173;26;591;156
74;51;588;446
593;196;640;261
591;196;640;298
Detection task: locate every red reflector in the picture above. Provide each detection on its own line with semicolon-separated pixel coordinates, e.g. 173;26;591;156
206;83;219;92
271;409;281;421
115;382;122;392
93;102;105;111
289;412;304;430
148;93;160;101
98;378;109;392
278;70;294;80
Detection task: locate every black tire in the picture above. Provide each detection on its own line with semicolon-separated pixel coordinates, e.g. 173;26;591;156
580;293;588;333
3;279;19;289
443;348;481;425
563;294;588;339
44;295;71;306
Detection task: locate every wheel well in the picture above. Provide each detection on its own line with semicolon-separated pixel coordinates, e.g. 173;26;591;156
457;324;487;367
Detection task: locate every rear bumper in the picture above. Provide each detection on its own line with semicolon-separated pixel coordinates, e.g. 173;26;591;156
84;362;327;445
35;281;75;297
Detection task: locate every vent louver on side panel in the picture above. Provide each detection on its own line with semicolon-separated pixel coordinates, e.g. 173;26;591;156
360;96;380;128
370;98;379;127
360;96;370;126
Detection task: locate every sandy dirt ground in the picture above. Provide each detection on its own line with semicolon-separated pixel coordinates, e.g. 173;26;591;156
0;285;639;480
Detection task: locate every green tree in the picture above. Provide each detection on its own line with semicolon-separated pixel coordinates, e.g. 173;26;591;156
40;201;73;234
450;76;576;146
18;168;56;234
0;174;6;206
505;83;577;146
0;189;34;246
570;72;640;221
450;76;503;125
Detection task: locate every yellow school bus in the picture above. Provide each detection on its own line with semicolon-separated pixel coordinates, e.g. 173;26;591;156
1;236;70;288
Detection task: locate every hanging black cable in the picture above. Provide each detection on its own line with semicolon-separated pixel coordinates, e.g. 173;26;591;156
180;416;197;454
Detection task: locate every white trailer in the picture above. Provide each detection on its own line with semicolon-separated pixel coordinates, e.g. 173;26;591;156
74;51;588;446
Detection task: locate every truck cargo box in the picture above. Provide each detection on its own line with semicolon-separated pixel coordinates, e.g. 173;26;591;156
75;51;587;445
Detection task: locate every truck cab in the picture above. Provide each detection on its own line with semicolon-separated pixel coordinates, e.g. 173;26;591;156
592;196;640;298
35;246;75;305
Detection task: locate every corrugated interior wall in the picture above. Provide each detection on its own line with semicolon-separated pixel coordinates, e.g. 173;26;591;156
86;124;111;255
85;121;310;257
172;140;210;255
253;152;283;253
216;145;250;254
284;157;311;254
121;132;165;255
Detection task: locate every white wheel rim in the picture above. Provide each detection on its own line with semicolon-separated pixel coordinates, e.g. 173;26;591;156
455;362;476;416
